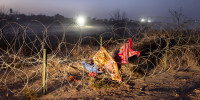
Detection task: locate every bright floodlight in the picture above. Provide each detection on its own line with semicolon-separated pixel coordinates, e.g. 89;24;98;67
76;16;86;26
147;19;152;23
141;18;146;23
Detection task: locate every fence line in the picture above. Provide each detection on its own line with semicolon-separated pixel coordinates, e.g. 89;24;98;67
0;20;199;97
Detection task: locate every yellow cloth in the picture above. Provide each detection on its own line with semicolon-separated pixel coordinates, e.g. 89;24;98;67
93;47;121;82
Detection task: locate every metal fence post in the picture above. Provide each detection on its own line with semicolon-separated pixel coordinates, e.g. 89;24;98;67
42;49;47;95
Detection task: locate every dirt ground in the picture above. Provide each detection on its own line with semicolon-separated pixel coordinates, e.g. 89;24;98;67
1;64;200;100
41;70;200;99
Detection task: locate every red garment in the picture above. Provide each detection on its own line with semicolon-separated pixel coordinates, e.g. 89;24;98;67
68;76;77;82
89;72;97;77
118;38;140;64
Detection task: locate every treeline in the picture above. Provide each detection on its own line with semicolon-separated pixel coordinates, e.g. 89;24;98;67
0;12;131;25
0;8;137;26
0;13;74;24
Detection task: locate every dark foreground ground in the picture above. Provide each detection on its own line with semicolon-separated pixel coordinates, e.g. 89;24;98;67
1;64;200;100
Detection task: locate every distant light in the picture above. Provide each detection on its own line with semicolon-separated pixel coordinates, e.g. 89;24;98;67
147;19;151;23
76;16;86;26
141;18;146;22
16;17;20;20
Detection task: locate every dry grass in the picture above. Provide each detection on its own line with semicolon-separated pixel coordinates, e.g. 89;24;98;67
22;87;37;100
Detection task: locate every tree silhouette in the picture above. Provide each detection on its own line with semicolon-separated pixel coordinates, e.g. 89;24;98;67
110;9;128;22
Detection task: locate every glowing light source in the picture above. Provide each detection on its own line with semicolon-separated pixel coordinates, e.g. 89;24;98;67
147;19;152;23
141;18;146;22
140;18;152;23
76;16;86;26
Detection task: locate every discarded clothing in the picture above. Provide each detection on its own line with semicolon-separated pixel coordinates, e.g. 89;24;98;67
89;72;97;77
82;61;102;74
68;76;80;82
118;38;140;64
93;47;122;82
104;59;122;82
92;47;110;71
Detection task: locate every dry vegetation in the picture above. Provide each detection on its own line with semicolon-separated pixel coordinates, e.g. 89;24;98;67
0;19;200;99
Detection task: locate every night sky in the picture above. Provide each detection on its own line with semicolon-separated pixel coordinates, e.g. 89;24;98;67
1;0;200;19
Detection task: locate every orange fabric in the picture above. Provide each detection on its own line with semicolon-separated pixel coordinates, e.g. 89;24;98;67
93;47;122;82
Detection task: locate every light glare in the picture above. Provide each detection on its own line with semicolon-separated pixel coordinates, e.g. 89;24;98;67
141;18;146;22
76;16;86;26
147;19;151;23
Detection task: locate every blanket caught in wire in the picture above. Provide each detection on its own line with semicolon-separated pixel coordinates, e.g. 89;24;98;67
118;38;140;64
